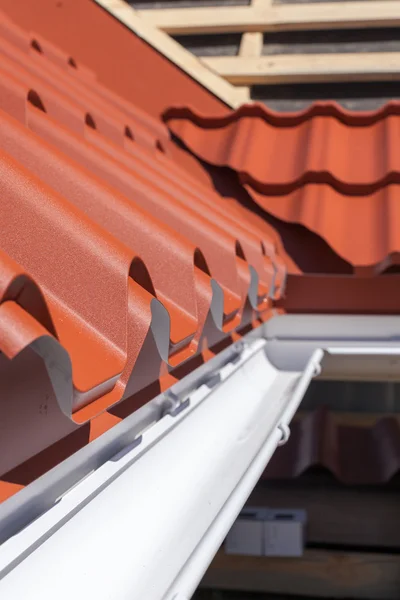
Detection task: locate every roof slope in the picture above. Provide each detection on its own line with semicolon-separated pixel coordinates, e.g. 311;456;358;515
165;102;400;273
0;0;230;119
0;8;286;502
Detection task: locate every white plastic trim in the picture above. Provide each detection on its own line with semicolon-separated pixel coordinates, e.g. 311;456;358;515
264;314;400;379
0;339;320;599
2;314;400;599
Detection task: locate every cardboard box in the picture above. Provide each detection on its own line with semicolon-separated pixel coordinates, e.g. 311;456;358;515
264;509;307;557
225;507;307;558
225;507;266;556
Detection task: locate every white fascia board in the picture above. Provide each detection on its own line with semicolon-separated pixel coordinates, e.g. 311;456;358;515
1;314;400;599
0;339;320;600
264;314;400;380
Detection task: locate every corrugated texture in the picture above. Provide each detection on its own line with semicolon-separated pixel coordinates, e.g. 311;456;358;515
164;103;400;272
164;103;400;194
0;11;285;497
263;407;400;485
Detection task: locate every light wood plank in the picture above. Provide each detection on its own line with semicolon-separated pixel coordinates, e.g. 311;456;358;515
95;0;249;107
201;52;400;85
137;6;256;35
251;0;273;9
272;2;400;32
239;32;263;58
201;549;400;599
138;2;400;35
238;0;271;59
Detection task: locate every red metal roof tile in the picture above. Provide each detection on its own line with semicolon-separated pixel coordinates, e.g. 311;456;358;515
164;103;400;273
263;407;400;485
0;10;285;496
165;103;400;194
0;0;230;120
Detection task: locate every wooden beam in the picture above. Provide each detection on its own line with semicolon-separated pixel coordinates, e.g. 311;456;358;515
236;0;270;97
94;0;249;107
238;32;263;58
201;549;400;599
272;2;400;32
295;410;400;428
138;2;400;35
137;6;256;35
237;0;275;73
251;0;272;7
200;52;400;85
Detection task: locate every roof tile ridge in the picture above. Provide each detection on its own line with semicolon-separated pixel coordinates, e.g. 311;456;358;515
246;183;400;272
165;104;400;195
264;409;400;484
164;100;400;128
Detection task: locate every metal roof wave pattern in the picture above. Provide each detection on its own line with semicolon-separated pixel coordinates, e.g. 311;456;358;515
164;102;400;194
0;12;285;483
263;407;400;485
164;103;400;271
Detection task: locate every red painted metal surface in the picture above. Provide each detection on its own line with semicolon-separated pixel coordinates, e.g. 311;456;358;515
282;274;400;314
165;103;400;194
164;103;400;273
263;407;400;485
0;10;285;501
0;0;229;121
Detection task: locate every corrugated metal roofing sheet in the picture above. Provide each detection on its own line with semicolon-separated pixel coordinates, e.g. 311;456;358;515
263;407;400;485
0;0;230;120
164;103;400;273
0;9;286;502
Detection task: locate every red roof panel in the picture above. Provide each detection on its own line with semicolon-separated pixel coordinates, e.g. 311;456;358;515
165;103;400;195
165;103;400;273
0;9;284;499
263;407;400;485
0;0;229;120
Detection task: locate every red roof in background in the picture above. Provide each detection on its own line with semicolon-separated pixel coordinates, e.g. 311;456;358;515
165;103;400;274
263;407;400;485
163;103;400;315
0;7;285;503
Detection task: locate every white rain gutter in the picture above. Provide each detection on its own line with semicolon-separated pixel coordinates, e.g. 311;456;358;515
0;314;400;600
